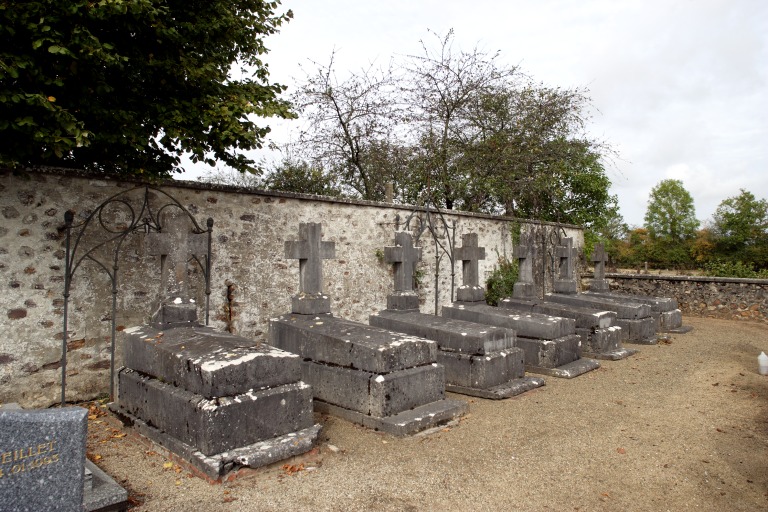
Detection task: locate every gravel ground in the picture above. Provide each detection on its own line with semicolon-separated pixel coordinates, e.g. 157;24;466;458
85;317;768;511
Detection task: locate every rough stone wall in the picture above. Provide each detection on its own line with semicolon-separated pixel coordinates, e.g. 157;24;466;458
590;274;768;323
0;170;583;407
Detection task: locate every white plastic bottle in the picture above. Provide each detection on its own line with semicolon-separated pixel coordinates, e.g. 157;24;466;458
759;352;768;376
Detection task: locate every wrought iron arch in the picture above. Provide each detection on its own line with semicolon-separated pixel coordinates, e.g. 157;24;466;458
61;185;213;405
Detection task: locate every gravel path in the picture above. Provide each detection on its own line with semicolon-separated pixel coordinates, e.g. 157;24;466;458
86;317;768;511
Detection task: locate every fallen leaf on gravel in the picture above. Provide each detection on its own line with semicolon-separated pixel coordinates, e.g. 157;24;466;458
601;492;611;498
716;428;724;433
163;462;174;469
712;383;719;386
223;496;237;503
175;480;181;486
281;463;305;475
617;448;626;454
111;432;126;439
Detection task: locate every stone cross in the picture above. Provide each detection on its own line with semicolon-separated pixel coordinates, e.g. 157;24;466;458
285;222;335;314
384;231;422;310
146;211;207;301
455;233;486;302
512;232;536;299
385;232;422;292
589;243;610;292
553;237;578;294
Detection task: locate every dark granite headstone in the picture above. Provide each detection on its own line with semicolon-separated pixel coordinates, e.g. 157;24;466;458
0;405;87;512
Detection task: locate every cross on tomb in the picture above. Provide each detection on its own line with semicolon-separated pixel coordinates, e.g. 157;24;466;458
455;233;486;288
385;231;422;292
512;232;536;299
513;233;535;285
589;243;611;291
591;243;609;281
556;237;575;281
284;222;335;295
553;236;578;294
146;210;208;301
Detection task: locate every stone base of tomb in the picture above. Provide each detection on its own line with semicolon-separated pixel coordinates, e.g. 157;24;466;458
445;376;546;399
437;348;545;399
270;314;467;435
313;399;467;437
524;357;601;378
614;317;657;344
515;334;600;378
576;326;638;360
111;404;321;480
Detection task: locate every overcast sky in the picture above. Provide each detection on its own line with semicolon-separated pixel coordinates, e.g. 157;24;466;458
182;0;767;227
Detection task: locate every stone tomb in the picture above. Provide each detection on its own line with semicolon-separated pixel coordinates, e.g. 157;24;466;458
586;244;692;333
544;292;656;344
114;323;320;479
112;214;320;479
497;298;632;361
270;223;467;435
513;237;637;359
440;234;599;378
0;403;127;512
370;232;544;399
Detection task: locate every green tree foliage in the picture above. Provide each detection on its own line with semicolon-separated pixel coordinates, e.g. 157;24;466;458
1;0;293;177
643;179;698;241
261;158;342;197
711;189;768;269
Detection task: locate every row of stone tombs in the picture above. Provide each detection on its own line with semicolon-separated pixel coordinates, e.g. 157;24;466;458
1;216;688;507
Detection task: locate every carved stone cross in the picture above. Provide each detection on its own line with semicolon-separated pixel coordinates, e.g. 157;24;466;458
384;231;422;310
146;211;207;302
512;232;536;299
589;243;610;292
553;237;578;294
285;222;335;314
385;232;422;292
455;233;486;302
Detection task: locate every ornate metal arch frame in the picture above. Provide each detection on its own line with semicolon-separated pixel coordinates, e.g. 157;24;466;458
61;185;213;406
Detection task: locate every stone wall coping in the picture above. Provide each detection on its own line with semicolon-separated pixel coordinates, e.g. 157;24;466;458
4;166;581;230
598;272;768;286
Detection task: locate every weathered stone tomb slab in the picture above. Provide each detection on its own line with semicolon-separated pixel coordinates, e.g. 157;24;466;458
545;293;657;344
441;303;599;378
123;324;301;398
370;309;544;399
497;298;637;360
583;291;692;333
270;314;467;435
